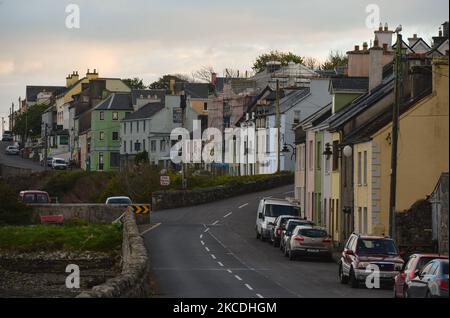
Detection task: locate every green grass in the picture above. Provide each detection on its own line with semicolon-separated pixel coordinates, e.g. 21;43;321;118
0;220;122;253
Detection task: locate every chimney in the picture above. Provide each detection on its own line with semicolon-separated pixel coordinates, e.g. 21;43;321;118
211;72;217;87
363;42;368;51
86;68;99;81
369;41;384;91
66;74;73;87
355;45;360;51
439;27;443;37
379;23;383;31
383;43;388;51
169;79;176;95
384;23;389;32
71;70;79;82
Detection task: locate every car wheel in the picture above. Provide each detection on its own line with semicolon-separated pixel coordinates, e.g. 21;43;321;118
339;264;349;284
284;246;289;257
349;268;359;288
256;231;261;240
289;250;296;261
425;290;432;298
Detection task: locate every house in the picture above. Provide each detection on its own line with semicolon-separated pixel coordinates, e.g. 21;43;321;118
431;173;449;255
90;92;134;171
347;57;448;236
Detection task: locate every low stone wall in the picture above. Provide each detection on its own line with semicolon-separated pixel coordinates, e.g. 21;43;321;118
0;164;32;177
152;174;294;210
77;212;150;298
31;204;150;225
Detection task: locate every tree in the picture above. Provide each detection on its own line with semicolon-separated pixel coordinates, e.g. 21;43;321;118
123;78;147;89
0;181;32;225
149;74;189;90
320;50;348;71
192;66;215;83
303;56;319;70
252;51;304;74
134;151;149;165
12;104;48;142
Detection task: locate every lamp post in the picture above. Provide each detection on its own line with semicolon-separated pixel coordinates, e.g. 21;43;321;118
281;143;296;160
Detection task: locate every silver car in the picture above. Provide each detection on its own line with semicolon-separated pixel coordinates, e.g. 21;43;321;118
5;145;19;155
286;226;332;261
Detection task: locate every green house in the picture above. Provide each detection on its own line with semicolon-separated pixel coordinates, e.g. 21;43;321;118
91;92;133;171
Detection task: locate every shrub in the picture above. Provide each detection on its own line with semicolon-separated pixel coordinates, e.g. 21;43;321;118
43;170;89;198
0;181;32;225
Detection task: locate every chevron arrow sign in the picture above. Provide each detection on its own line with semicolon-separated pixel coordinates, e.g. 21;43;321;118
130;205;151;215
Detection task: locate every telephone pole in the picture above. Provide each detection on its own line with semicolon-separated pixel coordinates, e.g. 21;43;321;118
389;29;403;241
275;79;281;173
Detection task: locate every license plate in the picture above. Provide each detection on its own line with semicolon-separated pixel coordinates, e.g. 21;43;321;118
307;249;320;253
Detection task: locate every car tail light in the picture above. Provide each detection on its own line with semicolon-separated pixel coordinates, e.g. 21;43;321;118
294;236;304;242
322;238;332;243
437;279;449;290
277;229;282;236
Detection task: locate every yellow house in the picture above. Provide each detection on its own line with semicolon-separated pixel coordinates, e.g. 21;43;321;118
353;57;449;235
330;132;343;241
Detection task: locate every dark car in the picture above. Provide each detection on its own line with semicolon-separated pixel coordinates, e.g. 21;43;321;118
270;215;301;247
338;233;404;288
394;254;448;298
405;259;449;298
281;219;315;256
19;190;51;204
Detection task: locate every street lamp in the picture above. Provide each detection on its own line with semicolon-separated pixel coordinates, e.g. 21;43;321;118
281;143;296;160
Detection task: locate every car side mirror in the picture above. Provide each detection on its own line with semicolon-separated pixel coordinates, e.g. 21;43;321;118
414;269;421;278
258;213;263;219
345;250;354;256
268;222;275;226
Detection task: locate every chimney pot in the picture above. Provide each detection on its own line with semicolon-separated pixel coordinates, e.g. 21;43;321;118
439;27;443;37
383;43;388;51
379;23;383;31
363;42;368;50
355;45;360;51
413;34;417;39
87;69;90;74
384;23;388;31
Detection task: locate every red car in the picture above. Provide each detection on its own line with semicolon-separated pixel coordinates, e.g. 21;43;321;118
394;253;448;298
19;190;51;204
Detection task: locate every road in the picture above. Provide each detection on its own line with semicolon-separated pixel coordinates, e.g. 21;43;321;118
0;141;45;172
144;185;392;298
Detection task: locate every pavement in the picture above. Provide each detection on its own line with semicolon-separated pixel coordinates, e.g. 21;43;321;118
0;141;45;172
143;185;393;298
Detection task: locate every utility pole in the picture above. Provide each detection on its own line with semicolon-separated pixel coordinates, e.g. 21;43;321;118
1;117;4;136
389;29;403;241
275;79;281;173
180;90;187;189
44;123;48;171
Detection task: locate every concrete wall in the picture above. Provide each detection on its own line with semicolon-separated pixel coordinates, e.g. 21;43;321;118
78;212;151;298
0;164;32;177
30;204;150;225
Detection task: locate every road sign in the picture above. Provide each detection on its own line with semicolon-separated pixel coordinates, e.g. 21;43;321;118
160;175;171;186
130;205;151;215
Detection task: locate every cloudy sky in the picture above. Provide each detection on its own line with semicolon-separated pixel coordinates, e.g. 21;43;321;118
0;0;448;127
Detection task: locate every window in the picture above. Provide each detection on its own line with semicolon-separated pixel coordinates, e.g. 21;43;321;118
99;131;105;141
294;110;301;124
137;121;140;133
59;135;69;145
309;140;314;171
123;141;126;153
151;140;157;152
143;120;146;132
112;132;119;141
143;139;146;152
203;102;208;111
123;122;127;134
134;141;141;152
110;152;120;168
130;122;133;134
112;112;119;121
99;153;104;171
332;141;339;171
358;207;362;233
160;140;166;152
357;152;362;185
129;140;132;153
363;151;368;185
363;207;368;234
316;141;321;170
100;111;105;121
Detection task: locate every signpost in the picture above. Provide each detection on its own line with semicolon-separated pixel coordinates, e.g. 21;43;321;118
160;175;171;186
130;204;151;215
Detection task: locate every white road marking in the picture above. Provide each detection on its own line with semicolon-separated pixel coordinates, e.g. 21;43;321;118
234;275;242;281
227;269;233;274
211;254;217;260
217;262;224;267
245;284;254;291
204;228;210;233
200;234;203;239
238;203;249;209
223;212;233;218
140;223;162;236
256;294;264;299
212;220;219;226
205;247;210;252
201;241;205;246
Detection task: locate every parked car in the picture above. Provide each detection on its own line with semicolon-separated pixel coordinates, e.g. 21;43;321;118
52;158;69;170
19;190;51;204
338;233;404;288
270;215;301;247
256;198;300;242
2;131;13;141
286;226;332;261
105;196;132;205
45;156;54;167
281;219;315;254
5;145;19;155
394;254;448;298
405;259;449;298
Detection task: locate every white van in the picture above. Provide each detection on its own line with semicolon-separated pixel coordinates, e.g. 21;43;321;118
256;198;300;242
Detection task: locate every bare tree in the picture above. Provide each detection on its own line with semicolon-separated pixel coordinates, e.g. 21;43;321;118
192;66;216;83
303;56;319;70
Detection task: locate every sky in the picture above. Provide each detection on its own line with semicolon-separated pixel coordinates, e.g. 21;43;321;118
0;0;448;129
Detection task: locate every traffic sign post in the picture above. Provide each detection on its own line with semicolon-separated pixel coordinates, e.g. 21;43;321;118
130;204;151;215
160;175;171;186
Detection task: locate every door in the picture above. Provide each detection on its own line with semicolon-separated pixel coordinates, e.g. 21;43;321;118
408;262;437;298
256;200;264;234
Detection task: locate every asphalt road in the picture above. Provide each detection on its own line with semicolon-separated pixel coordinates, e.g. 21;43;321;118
0;141;45;172
144;185;393;298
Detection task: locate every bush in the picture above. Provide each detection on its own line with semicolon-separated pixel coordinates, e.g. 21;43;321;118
0;181;32;225
43;170;89;198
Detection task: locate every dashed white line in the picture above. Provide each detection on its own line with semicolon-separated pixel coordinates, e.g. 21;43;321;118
217;262;224;267
245;284;254;291
201;241;205;246
212;220;219;226
256;294;264;299
234;275;242;281
205;247;210;252
223;212;233;218
227;269;233;274
204;228;210;233
140;223;162;236
200;234;203;239
238;203;249;209
211;254;217;260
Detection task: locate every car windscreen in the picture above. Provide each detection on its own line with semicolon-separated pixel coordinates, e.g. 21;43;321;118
441;262;449;276
36;194;49;203
299;228;328;238
417;257;439;271
55;160;66;164
265;204;299;218
286;221;303;232
280;217;298;227
23;194;36;203
357;239;398;256
108;199;131;204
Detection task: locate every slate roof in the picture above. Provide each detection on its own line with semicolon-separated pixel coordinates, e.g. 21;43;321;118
26;86;67;102
94;93;133;111
256;88;311;116
123;103;165;121
329;77;369;92
299;103;333;129
131;89;166;105
183;83;210;99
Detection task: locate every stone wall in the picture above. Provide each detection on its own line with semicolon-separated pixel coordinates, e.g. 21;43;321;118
0;164;32;177
30;204;150;225
77;212;151;298
396;199;434;254
152;174;294;210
